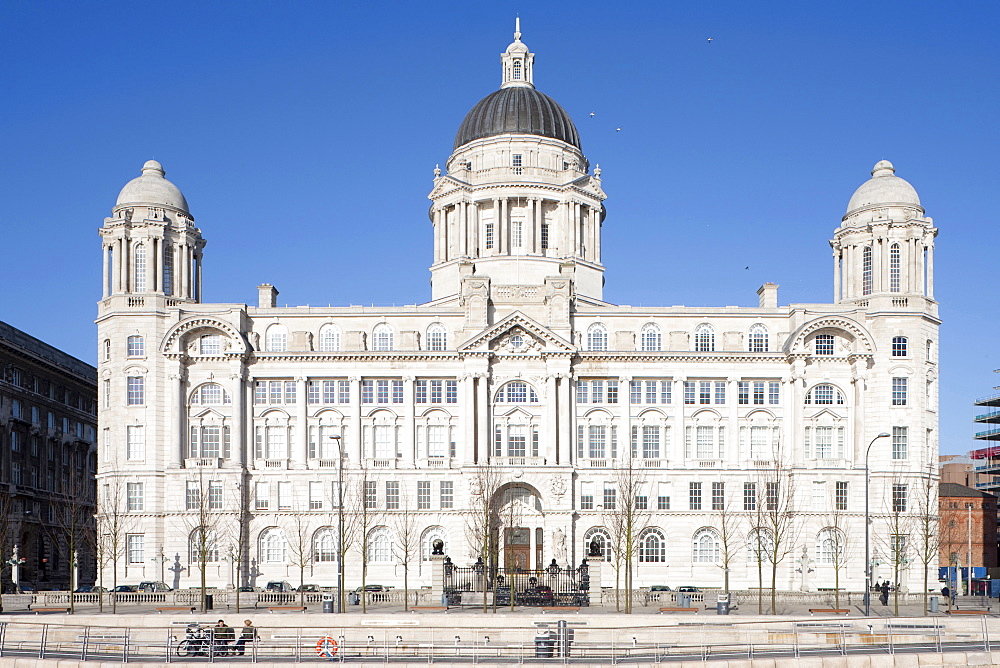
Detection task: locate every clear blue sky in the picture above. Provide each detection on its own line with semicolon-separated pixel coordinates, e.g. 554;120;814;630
1;1;997;455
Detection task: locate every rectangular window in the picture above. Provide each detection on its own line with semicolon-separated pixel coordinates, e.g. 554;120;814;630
512;153;523;175
127;336;145;358
277;481;292;510
642;426;660;459
255;482;269;510
126;376;144;405
689;482;702;510
126;425;145;461
254;382;267;404
485;222;494;249
126;534;144;564
657;495;670;510
320;380;335;404
540;222;549;250
892;484;908;513
307;382;320;404
361;380;374;404
186;481;201;510
364;480;377;509
768;381;780;404
283;381;296;404
892;426;908;460
660;380;671;404
714;381;726;404
208;481;223;509
892;377;908;406
711;482;725;510
815;334;834;356
698;381;712;404
605;380;618;404
766;482;779;510
580;481;594;510
385;481;400;510
415;380;427;403
635;493;648;510
646;381;658;404
429;380;443;404
588;426;606;459
683;381;695;404
892;337;907;357
630;381;641;404
269;381;282;404
417;481;431;509
338;380;350;403
511;219;523;248
446;380;458;403
127;482;144;511
743;482;757;511
753;381;765;405
591;380;604;403
603;487;617;510
392;380;404;403
835;481;848;511
696;426;714;459
440;481;454;508
309;481;324;510
737;381;749;404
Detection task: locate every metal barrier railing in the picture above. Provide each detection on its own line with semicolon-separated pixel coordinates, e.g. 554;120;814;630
0;617;994;663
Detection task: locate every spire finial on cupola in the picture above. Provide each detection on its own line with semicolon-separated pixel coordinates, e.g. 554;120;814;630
501;18;534;89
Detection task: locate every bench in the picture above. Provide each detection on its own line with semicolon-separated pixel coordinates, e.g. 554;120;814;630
156;606;196;613
946;609;991;615
659;607;698;613
410;606;448;612
267;606;307;612
809;608;850;615
32;607;69;614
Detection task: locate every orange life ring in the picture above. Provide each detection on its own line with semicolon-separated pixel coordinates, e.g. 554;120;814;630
316;636;338;657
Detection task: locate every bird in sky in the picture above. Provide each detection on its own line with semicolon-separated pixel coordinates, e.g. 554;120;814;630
589;112;595;118
616;127;622;132
707;37;713;43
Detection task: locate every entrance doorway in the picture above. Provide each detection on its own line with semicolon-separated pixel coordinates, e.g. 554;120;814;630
504;527;530;570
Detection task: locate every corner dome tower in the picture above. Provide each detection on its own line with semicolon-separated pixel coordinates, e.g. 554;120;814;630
115;160;190;216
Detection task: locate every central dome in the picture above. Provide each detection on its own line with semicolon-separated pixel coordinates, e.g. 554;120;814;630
454;86;581;150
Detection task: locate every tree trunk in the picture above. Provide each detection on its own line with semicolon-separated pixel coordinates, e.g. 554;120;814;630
403;565;409;612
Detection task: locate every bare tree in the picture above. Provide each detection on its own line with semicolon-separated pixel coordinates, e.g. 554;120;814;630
354;463;383;613
283;512;314;608
464;461;504;613
176;469;226;613
328;476;360;612
821;506;853;610
94;473;134;614
390;488;420;611
716;482;742;598
227;476;253;613
911;473;939;615
877;477;914;616
755;440;798;615
602;454;648;613
44;470;95;613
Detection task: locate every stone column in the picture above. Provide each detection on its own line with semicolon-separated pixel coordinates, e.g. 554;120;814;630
349;377;362;464
546;375;558;465
557;374;572;465
119;238;129;293
459;201;468;257
402;376;415;468
499;198;508;254
102;244;110;298
872;235;883;293
169;364;185;468
293;377;308;468
925;241;934;298
476;374;489;463
230;365;246;467
527;198;536;253
470;201;479;255
458;374;474;468
833;248;841;302
430;554;446;605
433;208;443;264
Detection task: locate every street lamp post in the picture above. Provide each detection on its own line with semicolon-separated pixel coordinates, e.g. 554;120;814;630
329;434;344;613
864;432;891;617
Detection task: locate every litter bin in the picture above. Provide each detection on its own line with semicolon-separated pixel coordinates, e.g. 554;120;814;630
349;591;360;606
678;593;692;608
534;631;554;658
929;595;939;613
716;594;730;615
322;593;334;613
204;594;214;611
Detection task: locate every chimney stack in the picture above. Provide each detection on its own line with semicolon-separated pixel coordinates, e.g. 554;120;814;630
258;284;279;308
757;283;779;309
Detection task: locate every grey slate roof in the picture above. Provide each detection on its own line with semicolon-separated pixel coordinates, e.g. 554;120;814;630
454;87;580;150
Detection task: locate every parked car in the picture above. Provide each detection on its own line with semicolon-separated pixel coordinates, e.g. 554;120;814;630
73;585;106;593
16;583;34;593
112;585;137;592
265;580;294;593
137;581;172;592
237;585;262;592
650;585;672;592
296;584;319;592
676;586;701;593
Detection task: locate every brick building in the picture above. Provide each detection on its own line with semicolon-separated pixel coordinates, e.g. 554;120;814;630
939;482;998;571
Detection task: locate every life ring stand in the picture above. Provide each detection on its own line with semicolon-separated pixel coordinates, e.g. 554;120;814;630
316;636;339;657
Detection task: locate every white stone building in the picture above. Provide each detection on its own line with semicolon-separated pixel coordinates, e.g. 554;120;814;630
96;25;940;593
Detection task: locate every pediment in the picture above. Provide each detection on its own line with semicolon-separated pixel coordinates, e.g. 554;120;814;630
428;176;468;199
457;311;574;354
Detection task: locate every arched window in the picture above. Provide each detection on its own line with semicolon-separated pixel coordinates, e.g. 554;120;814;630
692;528;720;563
420;527;448;562
513;60;522;80
189;527;219;563
318;324;341;352
694;324;715;352
748;324;769;353
265;324;288;352
583;527;612;562
426;324;447;351
889;244;901;293
127;335;145;358
892;336;907;357
372;324;394;351
259;528;287;564
587;323;608;351
313;528;337;562
133;243;147;292
163;245;174;296
862;246;873;296
494;381;539;404
190;383;231;405
367;527;393;563
639;528;666;563
805;383;844;405
199;334;222;355
103;339;111;362
746;528;774;563
816;528;844;565
640;323;661;352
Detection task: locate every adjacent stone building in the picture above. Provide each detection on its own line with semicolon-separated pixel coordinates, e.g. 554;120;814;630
0;321;97;591
95;25;940;593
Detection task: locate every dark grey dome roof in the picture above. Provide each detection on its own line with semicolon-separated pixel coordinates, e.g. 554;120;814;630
454;87;580;150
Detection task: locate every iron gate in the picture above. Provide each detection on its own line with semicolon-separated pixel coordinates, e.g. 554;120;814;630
443;558;590;607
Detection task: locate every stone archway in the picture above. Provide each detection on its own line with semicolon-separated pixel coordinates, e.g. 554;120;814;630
491;482;544;571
